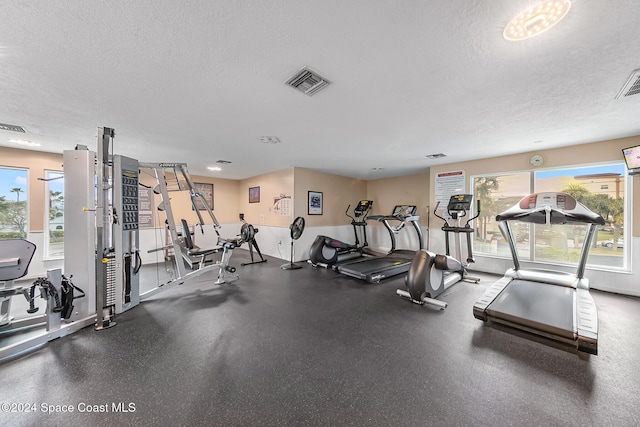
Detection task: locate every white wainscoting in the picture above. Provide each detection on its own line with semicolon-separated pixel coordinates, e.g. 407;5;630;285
19;229;639;296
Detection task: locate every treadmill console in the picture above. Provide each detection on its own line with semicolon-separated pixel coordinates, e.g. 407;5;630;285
447;194;473;212
392;205;417;218
354;200;374;217
519;193;576;210
498;192;605;225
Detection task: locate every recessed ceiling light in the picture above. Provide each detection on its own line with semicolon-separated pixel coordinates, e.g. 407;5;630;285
504;0;571;41
207;166;222;171
259;136;281;144
9;138;41;147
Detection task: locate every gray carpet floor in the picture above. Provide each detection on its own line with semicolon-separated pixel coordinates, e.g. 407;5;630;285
1;250;639;426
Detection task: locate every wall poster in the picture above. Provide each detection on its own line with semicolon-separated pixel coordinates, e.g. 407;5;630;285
434;170;466;216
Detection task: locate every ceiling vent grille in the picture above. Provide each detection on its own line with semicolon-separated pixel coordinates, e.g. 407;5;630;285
285;67;330;96
0;122;26;133
615;69;640;99
259;136;281;144
216;160;232;164
426;153;447;159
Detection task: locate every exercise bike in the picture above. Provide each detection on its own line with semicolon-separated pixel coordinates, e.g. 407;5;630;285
397;194;480;309
308;200;373;267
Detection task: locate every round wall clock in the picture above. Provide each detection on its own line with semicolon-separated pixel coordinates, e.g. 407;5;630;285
530;154;544;167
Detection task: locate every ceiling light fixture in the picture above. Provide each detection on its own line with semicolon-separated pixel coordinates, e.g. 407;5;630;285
426;153;446;159
371;168;384;171
9;138;41;147
216;160;232;164
207;166;222;171
504;0;571;41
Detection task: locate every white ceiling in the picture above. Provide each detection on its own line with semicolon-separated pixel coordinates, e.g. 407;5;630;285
2;1;640;180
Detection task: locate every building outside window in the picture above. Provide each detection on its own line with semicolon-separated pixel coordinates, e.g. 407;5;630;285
472;163;627;270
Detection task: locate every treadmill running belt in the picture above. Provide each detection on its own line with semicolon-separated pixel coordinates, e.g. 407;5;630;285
337;257;409;275
486;279;575;339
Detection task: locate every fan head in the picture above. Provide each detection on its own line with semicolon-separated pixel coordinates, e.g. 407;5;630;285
290;216;305;240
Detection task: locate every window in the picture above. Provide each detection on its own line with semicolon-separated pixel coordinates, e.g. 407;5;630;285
534;164;626;269
473;173;530;258
472;163;628;270
0;167;28;238
45;171;64;259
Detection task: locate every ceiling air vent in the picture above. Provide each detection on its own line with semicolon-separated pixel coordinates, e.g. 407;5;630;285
615;69;640;99
216;160;232;164
0;122;26;133
426;153;447;159
285;67;330;96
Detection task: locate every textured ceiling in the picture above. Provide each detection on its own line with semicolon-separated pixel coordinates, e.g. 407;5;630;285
1;0;640;180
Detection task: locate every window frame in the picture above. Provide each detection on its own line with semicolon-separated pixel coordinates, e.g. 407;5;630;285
471;161;630;272
43;170;65;260
0;166;29;239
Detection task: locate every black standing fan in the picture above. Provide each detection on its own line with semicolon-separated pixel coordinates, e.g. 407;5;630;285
281;216;305;270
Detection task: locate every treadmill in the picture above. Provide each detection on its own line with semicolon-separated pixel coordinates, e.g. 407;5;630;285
335;205;424;283
473;192;603;355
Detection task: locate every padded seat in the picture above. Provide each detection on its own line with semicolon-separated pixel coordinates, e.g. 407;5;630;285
186;245;221;257
218;237;242;249
180;219;225;266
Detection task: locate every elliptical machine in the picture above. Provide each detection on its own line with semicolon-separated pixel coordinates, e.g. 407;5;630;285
308;200;374;267
397;194;480;309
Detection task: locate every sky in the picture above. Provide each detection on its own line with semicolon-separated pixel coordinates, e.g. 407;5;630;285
0;168;63;201
535;163;625;179
0;167;27;200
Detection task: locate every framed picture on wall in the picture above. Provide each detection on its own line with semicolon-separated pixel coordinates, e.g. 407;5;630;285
193;183;214;210
249;186;260;203
308;191;323;215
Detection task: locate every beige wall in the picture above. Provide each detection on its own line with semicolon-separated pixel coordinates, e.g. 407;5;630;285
3;135;637;236
1;146;63;231
0;146;242;233
293;167;367;227
366;172;430;227
239;168;294;227
429;136;640;237
139;169;240;227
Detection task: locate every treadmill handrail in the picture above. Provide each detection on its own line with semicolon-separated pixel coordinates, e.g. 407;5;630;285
496;192;605;225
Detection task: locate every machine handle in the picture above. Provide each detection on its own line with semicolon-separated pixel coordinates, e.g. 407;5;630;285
134;250;142;274
466;200;481;227
344;204;354;222
432;201;449;226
